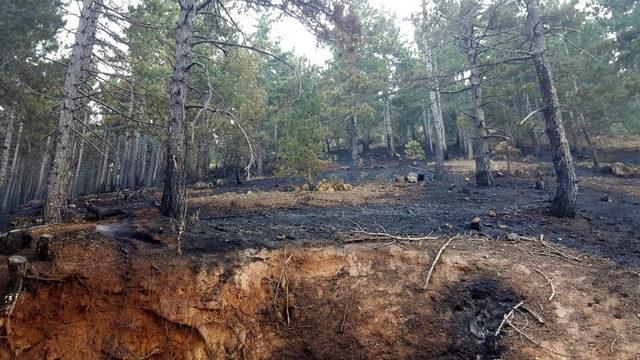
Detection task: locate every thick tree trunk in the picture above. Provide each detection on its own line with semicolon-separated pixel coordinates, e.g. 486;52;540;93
350;114;358;171
0;111;15;193
462;10;494;186
525;0;577;217
161;0;195;218
43;0;100;223
383;94;395;157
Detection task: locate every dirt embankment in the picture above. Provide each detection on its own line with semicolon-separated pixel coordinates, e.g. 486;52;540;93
0;223;638;360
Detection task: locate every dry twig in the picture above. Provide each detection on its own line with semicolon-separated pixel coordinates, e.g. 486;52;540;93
534;268;556;302
537;235;581;262
421;236;458;290
495;301;524;337
348;220;438;243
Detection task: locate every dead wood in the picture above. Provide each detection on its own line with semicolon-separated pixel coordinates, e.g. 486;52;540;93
534;268;556;302
421;236;458;291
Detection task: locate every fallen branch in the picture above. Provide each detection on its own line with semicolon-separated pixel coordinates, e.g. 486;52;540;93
538;235;581;262
348;220;438;243
421;236;458;290
534;268;556;302
495;301;524;337
273;253;294;327
505;318;569;358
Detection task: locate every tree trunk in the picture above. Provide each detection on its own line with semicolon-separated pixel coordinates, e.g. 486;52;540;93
36;136;53;199
524;93;540;155
71;126;86;198
0;111;15;193
139;134;148;186
43;0;101;223
2;123;23;210
463;15;494;186
98;143;109;192
422;98;433;153
350;114;358;171
383;94;395;157
525;0;577;217
161;0;195;218
569;75;600;172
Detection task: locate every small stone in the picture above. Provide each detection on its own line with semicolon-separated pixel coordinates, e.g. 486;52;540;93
301;183;310;191
506;233;520;241
488;210;497;218
600;194;612;202
394;175;405;183
498;224;508;229
412;161;419;167
406;172;419;183
464;177;470;182
448;184;456;190
470;217;481;231
216;179;225;186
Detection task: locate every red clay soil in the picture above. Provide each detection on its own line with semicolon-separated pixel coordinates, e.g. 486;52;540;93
0;220;638;359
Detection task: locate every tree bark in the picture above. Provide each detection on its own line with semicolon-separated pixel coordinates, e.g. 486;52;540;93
71;126;86;198
0;111;15;195
161;0;195;218
350;114;358;171
36;136;53;199
525;0;578;217
43;0;101;223
2;122;22;210
422;97;433;153
463;11;495;186
383;94;395;157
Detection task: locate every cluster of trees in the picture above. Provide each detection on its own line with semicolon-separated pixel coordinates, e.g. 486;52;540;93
0;0;638;222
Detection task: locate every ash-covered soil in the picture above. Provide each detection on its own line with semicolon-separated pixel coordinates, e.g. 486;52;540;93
0;148;638;359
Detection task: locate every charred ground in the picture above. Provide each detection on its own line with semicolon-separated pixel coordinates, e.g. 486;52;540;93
0;144;638;359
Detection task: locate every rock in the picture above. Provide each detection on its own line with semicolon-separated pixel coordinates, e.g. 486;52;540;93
470;217;481;231
315;179;352;192
406;172;419;183
216;179;225;186
600;194;612;202
193;182;210;190
488;210;497;218
394;175;405;183
506;233;520;241
448;184;456;190
464;177;470;182
301;183;310;191
412;161;419;167
601;162;640;177
498;224;508;229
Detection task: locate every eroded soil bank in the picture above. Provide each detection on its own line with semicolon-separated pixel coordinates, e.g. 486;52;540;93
0;221;639;359
0;154;639;359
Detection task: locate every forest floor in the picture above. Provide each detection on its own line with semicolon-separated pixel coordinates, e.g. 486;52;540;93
0;140;639;359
